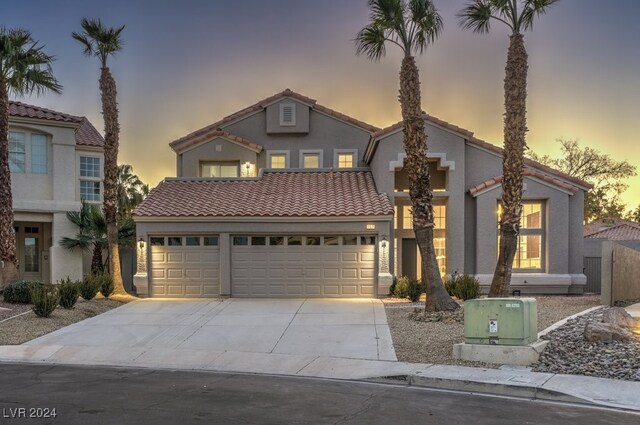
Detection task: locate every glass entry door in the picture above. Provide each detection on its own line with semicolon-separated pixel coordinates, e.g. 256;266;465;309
19;226;42;282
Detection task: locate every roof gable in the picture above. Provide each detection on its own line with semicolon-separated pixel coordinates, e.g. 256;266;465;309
469;168;579;197
170;130;263;154
364;113;591;191
170;89;379;149
585;224;640;240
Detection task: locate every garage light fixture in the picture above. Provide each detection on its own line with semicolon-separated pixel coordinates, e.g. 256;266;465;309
138;237;145;249
381;235;388;248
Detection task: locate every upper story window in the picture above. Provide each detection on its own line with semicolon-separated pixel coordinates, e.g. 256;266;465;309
269;154;287;168
9;131;49;174
303;153;320;169
300;150;322;169
337;153;354;168
401;205;446;230
80;156;101;202
395;161;446;192
279;103;296;126
201;161;239;177
497;201;545;271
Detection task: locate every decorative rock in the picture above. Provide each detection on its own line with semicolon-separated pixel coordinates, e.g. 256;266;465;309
584;322;632;343
602;307;637;329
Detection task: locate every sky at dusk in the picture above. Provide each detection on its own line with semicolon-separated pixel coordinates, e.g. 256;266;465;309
6;0;640;210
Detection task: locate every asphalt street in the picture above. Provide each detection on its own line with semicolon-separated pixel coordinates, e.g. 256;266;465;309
0;363;637;425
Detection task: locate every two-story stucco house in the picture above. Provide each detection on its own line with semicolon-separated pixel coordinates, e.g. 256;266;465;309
8;102;104;283
133;89;590;298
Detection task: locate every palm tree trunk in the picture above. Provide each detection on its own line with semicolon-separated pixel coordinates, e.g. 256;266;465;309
0;82;19;288
490;33;528;297
399;56;458;312
91;243;104;274
99;67;126;295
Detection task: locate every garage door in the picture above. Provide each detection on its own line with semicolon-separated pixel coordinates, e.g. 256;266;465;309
231;235;376;297
150;235;220;298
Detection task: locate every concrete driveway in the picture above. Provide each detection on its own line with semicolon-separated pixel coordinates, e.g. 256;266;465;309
19;298;396;372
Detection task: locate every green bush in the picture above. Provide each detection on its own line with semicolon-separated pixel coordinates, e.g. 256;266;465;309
58;277;80;309
393;276;410;298
444;273;481;301
97;274;114;298
79;275;100;301
388;276;397;296
31;284;60;318
2;281;42;304
407;278;423;302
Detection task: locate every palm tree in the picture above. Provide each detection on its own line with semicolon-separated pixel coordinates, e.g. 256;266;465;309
61;201;136;274
117;164;149;222
356;0;458;311
459;0;558;297
72;18;126;295
0;27;61;288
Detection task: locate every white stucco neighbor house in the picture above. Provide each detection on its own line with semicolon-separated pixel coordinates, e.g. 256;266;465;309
8;101;104;283
132;89;591;298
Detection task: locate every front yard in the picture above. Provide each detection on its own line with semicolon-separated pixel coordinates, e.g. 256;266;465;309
0;296;124;345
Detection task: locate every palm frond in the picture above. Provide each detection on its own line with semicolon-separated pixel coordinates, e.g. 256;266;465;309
73;17;125;67
457;1;494;33
409;0;443;54
519;0;559;31
355;24;388;61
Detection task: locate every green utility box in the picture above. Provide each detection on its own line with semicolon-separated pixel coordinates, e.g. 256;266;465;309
464;298;538;346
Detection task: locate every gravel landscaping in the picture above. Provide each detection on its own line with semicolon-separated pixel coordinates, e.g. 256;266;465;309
532;308;640;381
0;301;32;322
0;296;124;345
384;295;602;368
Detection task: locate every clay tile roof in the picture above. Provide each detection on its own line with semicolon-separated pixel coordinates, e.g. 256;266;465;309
10;101;104;147
585;224;640;240
133;171;393;218
584;219;640;237
468;168;579;196
170;89;379;148
170;130;262;153
75;118;105;147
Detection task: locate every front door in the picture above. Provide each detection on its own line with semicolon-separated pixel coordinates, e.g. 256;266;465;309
15;225;42;282
402;238;418;281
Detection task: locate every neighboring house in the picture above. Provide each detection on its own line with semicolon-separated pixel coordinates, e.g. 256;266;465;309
583;218;640;293
133;89;590;298
8;101;104;283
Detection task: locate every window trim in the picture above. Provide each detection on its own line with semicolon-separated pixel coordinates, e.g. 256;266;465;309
79;154;103;203
199;160;240;178
267;150;290;169
299;149;323;169
334;149;358;169
8;131;26;174
279;103;296;126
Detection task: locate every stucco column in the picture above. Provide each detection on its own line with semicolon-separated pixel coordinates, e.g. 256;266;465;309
377;221;393;297
50;212;83;283
219;233;231;296
133;232;149;296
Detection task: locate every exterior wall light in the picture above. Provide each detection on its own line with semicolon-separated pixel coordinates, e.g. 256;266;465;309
138;237;145;249
381;235;388;248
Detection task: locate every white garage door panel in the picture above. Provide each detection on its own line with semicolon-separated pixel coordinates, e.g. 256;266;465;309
150;236;220;298
231;236;376;297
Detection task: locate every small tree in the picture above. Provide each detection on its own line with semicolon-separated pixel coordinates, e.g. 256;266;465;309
529;139;636;222
626;205;640;223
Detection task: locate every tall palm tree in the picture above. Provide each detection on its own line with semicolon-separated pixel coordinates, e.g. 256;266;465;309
72;18;126;295
356;0;458;311
459;0;558;297
0;27;61;288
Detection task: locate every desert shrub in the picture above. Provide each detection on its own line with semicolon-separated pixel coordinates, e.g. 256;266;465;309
97;273;114;298
455;274;481;300
79;275;100;301
393;276;410;298
58;277;80;309
388;276;397;296
3;281;42;304
31;284;60;318
445;273;481;300
407;278;423;302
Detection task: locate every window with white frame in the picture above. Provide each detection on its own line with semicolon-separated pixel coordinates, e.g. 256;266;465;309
279;103;296;126
9;131;49;174
9;132;26;173
200;161;239;177
80;156;101;202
